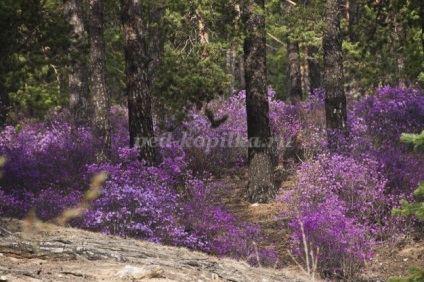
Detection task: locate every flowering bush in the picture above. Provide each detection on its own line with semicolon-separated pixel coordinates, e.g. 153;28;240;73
76;145;189;244
349;87;424;197
281;154;385;278
0;112;97;194
279;87;424;278
289;196;372;278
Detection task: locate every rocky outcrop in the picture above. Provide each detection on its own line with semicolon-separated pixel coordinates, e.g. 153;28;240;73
0;218;306;282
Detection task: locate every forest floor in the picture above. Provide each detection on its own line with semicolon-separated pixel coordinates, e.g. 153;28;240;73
0;170;422;282
219;168;424;282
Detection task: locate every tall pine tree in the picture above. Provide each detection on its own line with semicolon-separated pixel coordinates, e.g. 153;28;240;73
323;0;348;149
88;0;111;161
243;0;276;203
121;0;159;166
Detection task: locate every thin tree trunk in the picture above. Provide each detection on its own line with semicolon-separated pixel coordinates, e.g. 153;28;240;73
88;0;111;162
301;45;309;95
287;40;302;102
308;45;321;93
238;54;246;90
226;45;237;94
227;4;242;95
0;86;9;127
421;0;424;53
121;0;159;166
147;0;165;89
147;0;166;127
243;0;276;203
347;0;359;42
195;9;209;59
64;0;90;124
323;0;348;149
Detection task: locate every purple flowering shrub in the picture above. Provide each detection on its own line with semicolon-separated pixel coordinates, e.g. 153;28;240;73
289;196;372;278
282;155;385;277
280;87;424;277
0;112;97;194
76;145;190;244
349;87;424;198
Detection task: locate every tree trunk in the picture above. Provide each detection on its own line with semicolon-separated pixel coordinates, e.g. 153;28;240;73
226;45;237;95
0;85;9;127
87;0;111;162
323;0;348;150
121;0;159;166
238;54;246;90
243;0;276;203
148;0;166;128
287;40;302;102
347;0;360;42
147;0;165;90
307;45;322;93
64;0;90;125
195;9;209;59
421;0;424;53
226;4;242;95
301;45;309;95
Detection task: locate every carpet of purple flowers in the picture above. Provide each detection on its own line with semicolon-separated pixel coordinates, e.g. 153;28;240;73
0;86;423;278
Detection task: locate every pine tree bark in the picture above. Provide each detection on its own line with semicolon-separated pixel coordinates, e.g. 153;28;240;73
287;40;302;102
243;0;276;203
64;0;90;124
88;0;111;162
323;0;348;149
121;0;158;166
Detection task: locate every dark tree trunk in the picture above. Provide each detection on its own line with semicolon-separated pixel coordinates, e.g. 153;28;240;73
147;0;166;126
287;40;302;102
347;0;360;42
226;4;242;95
243;0;276;203
420;0;424;54
88;0;111;162
0;84;9;127
307;45;322;93
323;0;348;149
238;54;246;90
64;0;90;124
121;0;159;166
147;0;165;90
